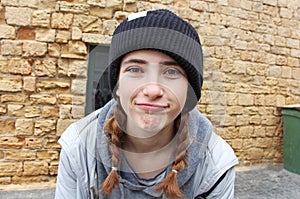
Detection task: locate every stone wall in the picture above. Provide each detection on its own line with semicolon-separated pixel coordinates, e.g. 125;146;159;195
0;0;299;185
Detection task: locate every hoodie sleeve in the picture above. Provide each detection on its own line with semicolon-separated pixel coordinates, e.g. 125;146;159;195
55;148;78;199
205;167;236;199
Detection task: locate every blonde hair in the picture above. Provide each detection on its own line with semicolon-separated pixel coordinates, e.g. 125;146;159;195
101;104;189;198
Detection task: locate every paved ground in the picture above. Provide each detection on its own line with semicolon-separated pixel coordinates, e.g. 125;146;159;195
0;166;299;199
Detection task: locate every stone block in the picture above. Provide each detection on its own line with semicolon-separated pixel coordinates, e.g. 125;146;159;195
44;137;61;149
23;76;36;93
5;150;36;160
102;20;118;36
51;13;73;29
37;80;70;93
7;104;24;117
73;14;98;29
71;79;87;95
15;119;34;136
0;177;11;185
23;41;47;57
30;94;57;105
24;137;42;149
37;150;59;160
0;162;22;177
1;40;23;56
42;106;59;118
5;7;32;26
68;41;87;55
56;30;70;43
71;27;82;40
0;137;24;149
32;10;51;27
48;43;61;57
8;58;32;75
0;25;16;39
34;119;56;136
1;94;27;103
238;94;254;106
11;176;41;184
35;28;56;42
18;27;35;40
0;118;15;135
59;105;72;119
32;57;51;79
82;33;111;44
58;2;90;13
24;106;41;118
23;161;49;176
49;161;59;175
72;105;85;119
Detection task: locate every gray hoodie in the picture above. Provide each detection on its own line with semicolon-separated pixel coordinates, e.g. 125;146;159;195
55;100;238;199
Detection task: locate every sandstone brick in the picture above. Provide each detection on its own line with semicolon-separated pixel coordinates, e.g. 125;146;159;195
42;106;59;118
48;43;61;57
24;106;41;118
72;27;82;40
7;104;24;117
34;119;56;136
0;137;23;149
227;106;243;115
37;80;70;93
90;7;113;18
30;94;56;105
11;176;41;184
18;27;35;40
56;30;70;43
102;20;118;36
51;13;73;29
23;41;47;57
35;28;56;42
0;162;22;177
23;76;36;93
236;115;250;126
37;150;59;160
73;14;98;29
1;94;27;103
250;115;261;125
238;94;254;106
24;137;42;149
268;66;281;78
88;0;106;7
228;139;243;150
0;177;11;185
292;68;300;79
5;150;36;160
71;79;87;95
0;25;16;39
0;56;8;73
35;59;56;77
32;10;51;27
124;2;137;12
82;33;111;44
59;105;72;119
23;161;49;176
1;40;23;56
254;126;266;137
58;1;90;13
5;7;32;26
15;119;34;136
245;148;264;160
0;118;15;135
49;161;59;175
68;41;88;55
8;58;32;75
44;137;61;149
291;49;300;58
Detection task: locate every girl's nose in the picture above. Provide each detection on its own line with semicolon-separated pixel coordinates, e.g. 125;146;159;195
142;83;164;99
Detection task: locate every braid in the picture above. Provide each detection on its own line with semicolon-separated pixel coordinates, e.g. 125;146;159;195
101;104;126;194
155;113;190;199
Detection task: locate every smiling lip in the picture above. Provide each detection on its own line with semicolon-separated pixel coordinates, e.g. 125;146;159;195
135;103;168;111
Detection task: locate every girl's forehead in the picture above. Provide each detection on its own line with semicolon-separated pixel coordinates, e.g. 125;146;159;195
121;49;177;63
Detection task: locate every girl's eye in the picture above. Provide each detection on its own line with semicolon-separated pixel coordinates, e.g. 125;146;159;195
127;66;143;73
164;68;181;78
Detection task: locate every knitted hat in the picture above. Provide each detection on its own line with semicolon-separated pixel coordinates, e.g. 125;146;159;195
108;9;203;112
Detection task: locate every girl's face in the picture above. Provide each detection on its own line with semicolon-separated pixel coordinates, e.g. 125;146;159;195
116;50;188;138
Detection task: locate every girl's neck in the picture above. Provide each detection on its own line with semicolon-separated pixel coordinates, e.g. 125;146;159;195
124;122;175;153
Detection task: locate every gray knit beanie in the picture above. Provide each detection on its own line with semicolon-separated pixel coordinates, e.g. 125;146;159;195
108;9;203;112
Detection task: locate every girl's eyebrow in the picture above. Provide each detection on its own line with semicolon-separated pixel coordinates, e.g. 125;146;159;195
122;59;147;65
